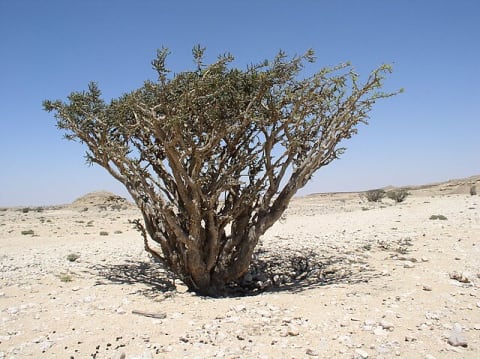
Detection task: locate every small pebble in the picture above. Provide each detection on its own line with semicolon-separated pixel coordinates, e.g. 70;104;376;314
379;320;394;330
355;348;369;358
447;323;468;347
373;327;387;336
287;325;299;336
306;348;319;356
405;335;417;342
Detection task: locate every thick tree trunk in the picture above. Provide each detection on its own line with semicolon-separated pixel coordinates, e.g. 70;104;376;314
133;189;298;296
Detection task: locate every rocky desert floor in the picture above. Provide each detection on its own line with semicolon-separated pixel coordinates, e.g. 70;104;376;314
1;177;479;359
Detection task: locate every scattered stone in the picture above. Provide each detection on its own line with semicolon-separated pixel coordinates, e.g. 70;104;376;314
115;307;127;315
373;327;388;336
355;348;369;358
306;348;319;356
363;319;375;330
40;340;54;352
6;307;19;315
447;323;468;347
236;333;245;341
379;320;394;331
405;335;417;342
232;304;246;313
425;312;440;321
287;325;300;336
403;261;415;268
114;352;126;359
376;344;391;354
131;310;166;319
139;351;153;359
449;271;470;283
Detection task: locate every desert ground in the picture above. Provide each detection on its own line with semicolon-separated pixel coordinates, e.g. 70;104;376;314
1;176;479;359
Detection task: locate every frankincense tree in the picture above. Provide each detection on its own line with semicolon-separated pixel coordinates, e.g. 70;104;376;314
44;46;398;296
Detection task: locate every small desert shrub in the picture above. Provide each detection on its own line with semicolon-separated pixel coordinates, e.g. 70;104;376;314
59;274;73;282
470;185;477;196
86;221;94;227
365;189;386;202
21;229;35;235
362;243;372;251
99;231;109;236
429;214;448;220
114;230;123;234
21;207;30;213
66;253;80;262
387;189;409;203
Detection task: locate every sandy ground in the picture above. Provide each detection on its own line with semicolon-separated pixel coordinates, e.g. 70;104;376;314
0;177;479;358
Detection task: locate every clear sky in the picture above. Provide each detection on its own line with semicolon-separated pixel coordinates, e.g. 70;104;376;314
0;0;479;206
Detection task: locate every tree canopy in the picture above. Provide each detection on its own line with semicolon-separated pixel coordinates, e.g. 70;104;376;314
44;47;399;296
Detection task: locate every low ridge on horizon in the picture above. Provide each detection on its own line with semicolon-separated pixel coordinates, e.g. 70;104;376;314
2;174;478;209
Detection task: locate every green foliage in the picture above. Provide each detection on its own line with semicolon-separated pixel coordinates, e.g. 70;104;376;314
59;274;73;282
66;253;80;262
470;185;477;196
387;189;409;203
365;189;386;202
43;46;399;295
429;214;447;220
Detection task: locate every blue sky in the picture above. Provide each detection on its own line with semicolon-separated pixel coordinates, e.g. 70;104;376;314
0;0;479;206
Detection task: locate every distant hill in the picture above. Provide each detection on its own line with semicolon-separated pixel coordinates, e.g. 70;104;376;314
301;174;480;200
68;175;479;211
387;174;480;196
69;191;133;211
